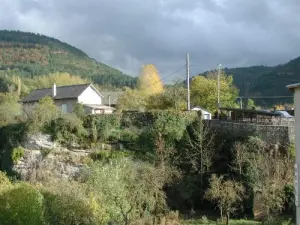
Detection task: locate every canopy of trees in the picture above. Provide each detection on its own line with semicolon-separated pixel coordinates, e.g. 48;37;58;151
191;71;239;112
0;30;137;89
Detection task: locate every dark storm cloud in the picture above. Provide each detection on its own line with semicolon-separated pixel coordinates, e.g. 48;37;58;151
0;0;300;80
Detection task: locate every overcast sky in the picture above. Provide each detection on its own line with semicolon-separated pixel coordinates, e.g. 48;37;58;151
1;0;300;81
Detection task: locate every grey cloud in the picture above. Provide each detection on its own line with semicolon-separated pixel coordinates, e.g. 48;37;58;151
0;0;300;80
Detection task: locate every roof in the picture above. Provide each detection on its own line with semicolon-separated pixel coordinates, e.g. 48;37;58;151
287;83;300;92
83;104;115;110
21;84;101;103
219;107;282;117
101;92;123;105
191;106;211;114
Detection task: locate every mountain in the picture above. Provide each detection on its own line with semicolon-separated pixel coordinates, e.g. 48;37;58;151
0;30;137;89
201;58;300;106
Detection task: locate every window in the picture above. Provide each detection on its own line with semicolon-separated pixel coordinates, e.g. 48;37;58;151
61;104;68;113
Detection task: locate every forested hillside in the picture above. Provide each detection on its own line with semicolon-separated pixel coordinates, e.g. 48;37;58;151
201;57;300;106
0;30;137;89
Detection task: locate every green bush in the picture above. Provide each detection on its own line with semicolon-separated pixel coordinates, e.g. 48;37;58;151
283;184;295;213
26;96;60;134
41;179;108;225
0;183;45;225
90;150;131;162
11;146;24;164
84;114;121;142
48;113;88;146
120;128;139;143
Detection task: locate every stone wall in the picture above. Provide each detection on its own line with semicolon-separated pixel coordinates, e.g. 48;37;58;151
207;120;295;146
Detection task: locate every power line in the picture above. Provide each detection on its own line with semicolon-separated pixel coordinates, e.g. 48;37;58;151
265;77;300;82
238;96;293;99
144;64;186;88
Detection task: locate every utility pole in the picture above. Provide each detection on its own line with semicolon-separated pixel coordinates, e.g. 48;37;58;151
240;97;243;109
186;53;190;111
217;64;222;109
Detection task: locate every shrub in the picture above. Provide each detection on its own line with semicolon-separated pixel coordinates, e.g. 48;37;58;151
0;171;12;193
0;183;45;225
283;184;295;213
85;114;121;142
48;113;88;146
41;179;108;225
90;150;130;162
72;103;86;118
11;146;24;164
87;158;170;224
26;96;60;134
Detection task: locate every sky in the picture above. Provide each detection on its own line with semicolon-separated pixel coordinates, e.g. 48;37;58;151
1;0;300;81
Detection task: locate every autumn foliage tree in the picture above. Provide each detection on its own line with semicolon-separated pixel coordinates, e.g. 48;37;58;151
137;64;163;95
118;64;164;111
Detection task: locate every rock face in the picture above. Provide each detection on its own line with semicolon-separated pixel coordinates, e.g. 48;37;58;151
23;133;57;150
14;134;90;181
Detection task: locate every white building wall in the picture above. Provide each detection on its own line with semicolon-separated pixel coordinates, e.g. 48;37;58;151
294;88;300;224
78;86;102;105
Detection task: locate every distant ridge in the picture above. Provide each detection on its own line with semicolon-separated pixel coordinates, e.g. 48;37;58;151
0;30;137;89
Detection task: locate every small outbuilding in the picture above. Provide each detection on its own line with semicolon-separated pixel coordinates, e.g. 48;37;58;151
191;106;212;120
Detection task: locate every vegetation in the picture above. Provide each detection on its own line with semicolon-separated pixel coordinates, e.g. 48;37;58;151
201;57;300;106
0;30;137;90
137;64;164;95
191;70;239;112
0;31;296;223
205;174;245;225
0;105;295;224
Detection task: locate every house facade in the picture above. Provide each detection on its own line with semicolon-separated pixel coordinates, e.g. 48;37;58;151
21;83;115;114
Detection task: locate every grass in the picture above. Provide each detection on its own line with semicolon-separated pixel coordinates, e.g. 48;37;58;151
181;217;294;225
182;218;260;225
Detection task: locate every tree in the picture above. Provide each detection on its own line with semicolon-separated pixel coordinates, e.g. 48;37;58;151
26;96;60;133
231;136;294;220
137;64;163;95
191;71;238;113
0;92;22;125
146;86;186;111
205;174;245;225
88;158;169;225
246;99;256;109
116;87;148;111
25;72;89;90
179;116;215;200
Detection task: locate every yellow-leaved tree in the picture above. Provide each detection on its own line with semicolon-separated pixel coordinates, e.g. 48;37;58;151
25;72;89;90
137;64;163;95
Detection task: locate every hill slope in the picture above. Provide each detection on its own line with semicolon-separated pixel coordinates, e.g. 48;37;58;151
201;58;300;106
0;30;137;89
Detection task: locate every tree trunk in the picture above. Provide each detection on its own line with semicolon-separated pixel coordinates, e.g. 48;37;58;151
220;207;223;222
226;212;229;225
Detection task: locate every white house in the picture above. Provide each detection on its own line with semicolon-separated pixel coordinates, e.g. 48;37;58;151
191;106;212;120
21;83;115;114
287;83;300;223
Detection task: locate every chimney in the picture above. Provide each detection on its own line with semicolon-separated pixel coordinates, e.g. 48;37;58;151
52;83;56;97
